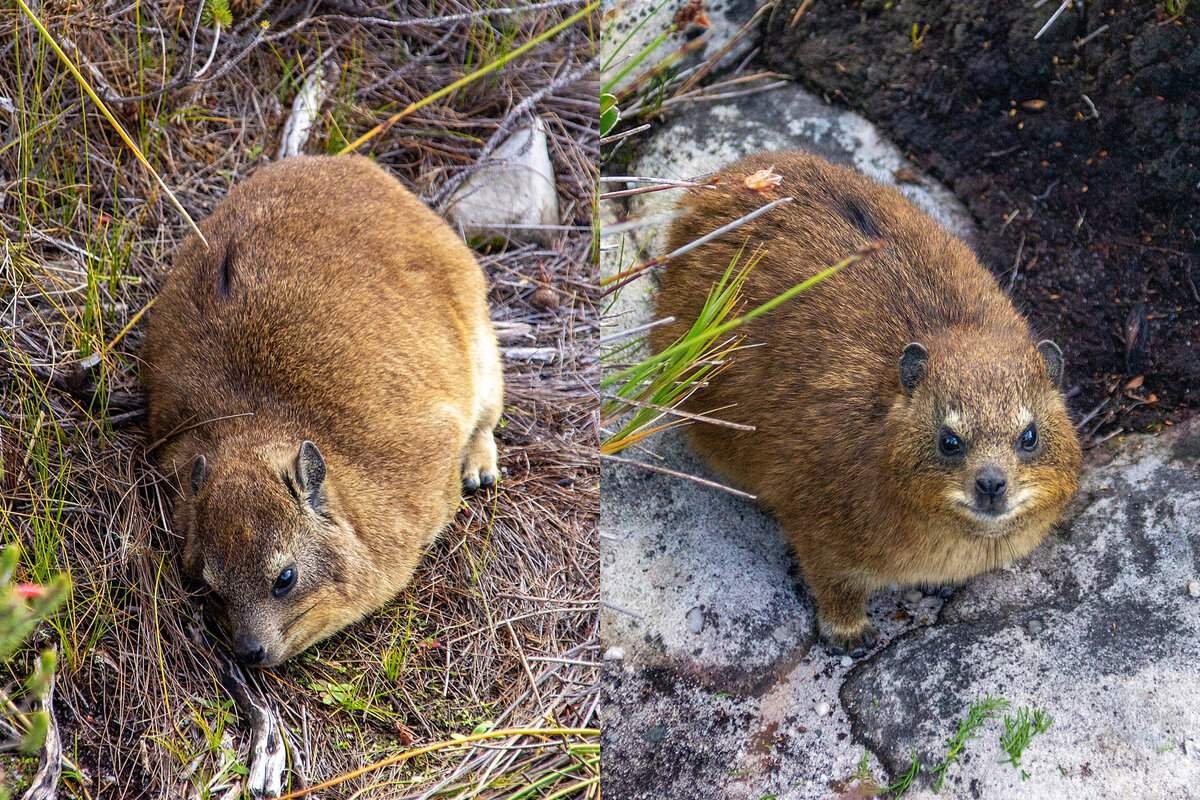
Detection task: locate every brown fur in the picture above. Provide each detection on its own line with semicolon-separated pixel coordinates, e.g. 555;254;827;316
650;152;1081;654
144;155;504;666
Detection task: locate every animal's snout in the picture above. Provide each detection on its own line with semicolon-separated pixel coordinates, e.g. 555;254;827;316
234;632;267;666
973;466;1008;511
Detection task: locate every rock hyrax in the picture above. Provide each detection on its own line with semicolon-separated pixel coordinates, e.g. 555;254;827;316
650;151;1082;655
144;155;504;666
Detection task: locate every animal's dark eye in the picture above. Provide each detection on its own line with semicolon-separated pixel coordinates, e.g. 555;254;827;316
272;566;297;598
938;429;965;457
1019;424;1039;452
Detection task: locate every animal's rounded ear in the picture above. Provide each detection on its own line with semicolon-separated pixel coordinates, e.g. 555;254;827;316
297;440;326;492
189;454;208;495
899;342;929;395
1036;339;1064;386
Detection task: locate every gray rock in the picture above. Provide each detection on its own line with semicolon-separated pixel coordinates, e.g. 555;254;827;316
601;433;941;800
445;117;559;244
601;432;811;682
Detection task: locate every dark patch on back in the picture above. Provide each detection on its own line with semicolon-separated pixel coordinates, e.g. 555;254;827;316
217;239;236;297
841;195;881;240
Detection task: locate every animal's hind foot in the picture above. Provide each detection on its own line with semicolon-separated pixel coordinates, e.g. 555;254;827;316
461;429;498;493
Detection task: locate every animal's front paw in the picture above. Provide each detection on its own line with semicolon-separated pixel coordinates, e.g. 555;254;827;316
819;621;880;659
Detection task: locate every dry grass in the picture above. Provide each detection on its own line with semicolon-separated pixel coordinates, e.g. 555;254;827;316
0;1;597;797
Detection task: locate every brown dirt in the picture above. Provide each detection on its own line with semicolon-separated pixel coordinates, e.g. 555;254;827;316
763;0;1200;436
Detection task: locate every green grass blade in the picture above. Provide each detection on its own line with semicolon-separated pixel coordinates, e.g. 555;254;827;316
14;0;208;247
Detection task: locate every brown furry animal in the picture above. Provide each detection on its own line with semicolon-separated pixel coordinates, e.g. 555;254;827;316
650;151;1081;655
144;155;504;666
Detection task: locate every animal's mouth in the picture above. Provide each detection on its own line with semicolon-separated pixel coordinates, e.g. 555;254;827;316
953;496;1029;535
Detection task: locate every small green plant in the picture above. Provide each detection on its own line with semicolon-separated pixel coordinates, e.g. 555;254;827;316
886;750;922;798
601;244;870;455
0;544;69;799
600;92;621;137
999;706;1053;780
1164;0;1189;16
930;695;1010;791
854;751;870;778
600;246;761;454
201;0;233;28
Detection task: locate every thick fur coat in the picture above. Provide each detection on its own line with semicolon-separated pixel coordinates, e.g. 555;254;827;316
144;155;503;665
651;152;1081;653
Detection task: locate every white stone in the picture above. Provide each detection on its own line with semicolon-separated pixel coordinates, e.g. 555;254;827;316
815;702;831;717
278;62;335;159
446;117;560;244
1188;580;1200;598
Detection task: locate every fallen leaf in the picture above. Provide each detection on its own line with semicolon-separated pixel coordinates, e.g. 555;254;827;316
1022;99;1048;111
673;0;711;30
743;167;783;192
893;167;922;184
1125;375;1144;390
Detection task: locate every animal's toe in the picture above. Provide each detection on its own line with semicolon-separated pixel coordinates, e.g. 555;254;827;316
479;470;497;489
463;473;481;492
822;624;880;659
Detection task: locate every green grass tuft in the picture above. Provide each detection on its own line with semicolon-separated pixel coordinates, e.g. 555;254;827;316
201;0;234;29
999;706;1053;780
930;695;1010;791
886;750;922;798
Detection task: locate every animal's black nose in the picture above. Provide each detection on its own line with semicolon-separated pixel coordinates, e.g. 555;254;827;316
234;634;266;665
974;467;1007;500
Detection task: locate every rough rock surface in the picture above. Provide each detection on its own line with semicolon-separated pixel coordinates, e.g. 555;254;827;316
601;72;1200;800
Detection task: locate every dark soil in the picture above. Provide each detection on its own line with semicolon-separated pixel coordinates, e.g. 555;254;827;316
763;0;1199;434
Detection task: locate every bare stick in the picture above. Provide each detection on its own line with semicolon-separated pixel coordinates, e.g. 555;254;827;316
221;659;286;798
1034;0;1073;40
1008;233;1026;293
789;0;815;27
601;197;795;294
599;316;676;346
601;453;757;499
22;660;61;800
602;393;756;431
